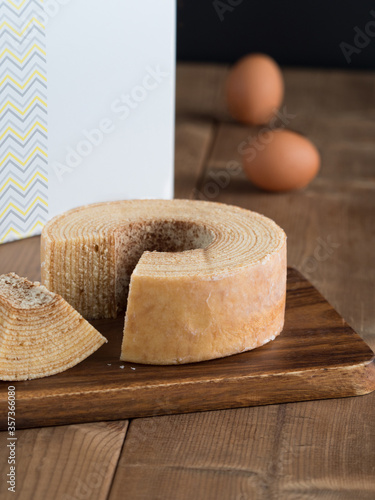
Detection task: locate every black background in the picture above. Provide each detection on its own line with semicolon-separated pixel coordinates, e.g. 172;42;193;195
177;0;375;69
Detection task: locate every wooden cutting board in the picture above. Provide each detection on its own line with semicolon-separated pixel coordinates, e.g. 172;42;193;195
1;268;374;430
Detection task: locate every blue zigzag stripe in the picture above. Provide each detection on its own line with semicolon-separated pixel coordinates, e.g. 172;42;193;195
0;213;48;238
0;153;47;176
0;184;48;211
0;164;47;185
0;53;46;74
0;0;48;244
0;203;48;227
0;0;43;17
0;30;44;49
0;133;48;154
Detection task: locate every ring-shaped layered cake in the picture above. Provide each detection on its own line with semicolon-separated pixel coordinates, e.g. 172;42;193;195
41;200;287;364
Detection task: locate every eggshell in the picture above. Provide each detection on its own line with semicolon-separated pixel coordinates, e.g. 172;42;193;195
242;129;320;192
226;54;284;125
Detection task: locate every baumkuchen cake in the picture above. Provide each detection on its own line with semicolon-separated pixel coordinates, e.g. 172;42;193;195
0;273;107;380
41;200;287;364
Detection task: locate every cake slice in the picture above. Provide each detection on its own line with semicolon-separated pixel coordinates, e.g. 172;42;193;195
0;273;107;381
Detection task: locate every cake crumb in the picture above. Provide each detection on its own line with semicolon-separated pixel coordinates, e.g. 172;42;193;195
131;367;136;370
120;365;124;369
0;273;55;308
107;363;112;366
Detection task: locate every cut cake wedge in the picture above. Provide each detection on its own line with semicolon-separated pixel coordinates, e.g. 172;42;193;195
0;273;107;381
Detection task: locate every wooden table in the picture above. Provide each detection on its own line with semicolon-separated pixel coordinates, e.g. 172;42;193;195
1;64;375;499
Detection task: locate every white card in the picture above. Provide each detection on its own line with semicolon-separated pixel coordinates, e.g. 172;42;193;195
0;0;176;243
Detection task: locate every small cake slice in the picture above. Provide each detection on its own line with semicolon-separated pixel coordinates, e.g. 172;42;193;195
0;273;107;381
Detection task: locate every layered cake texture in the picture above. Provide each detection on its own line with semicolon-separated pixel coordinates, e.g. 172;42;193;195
41;200;287;364
0;273;106;380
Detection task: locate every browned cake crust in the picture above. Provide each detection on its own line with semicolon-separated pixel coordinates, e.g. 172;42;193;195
0;273;107;380
41;200;287;364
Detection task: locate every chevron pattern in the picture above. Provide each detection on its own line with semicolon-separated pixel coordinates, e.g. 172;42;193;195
0;0;48;244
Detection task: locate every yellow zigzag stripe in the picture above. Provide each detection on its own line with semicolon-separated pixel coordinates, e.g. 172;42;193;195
0;69;46;89
0;146;47;167
0;96;47;115
0;121;47;141
0;171;48;194
5;0;29;10
0;220;44;244
0;1;48;243
0;44;46;63
0;18;45;37
0;227;21;242
0;196;48;220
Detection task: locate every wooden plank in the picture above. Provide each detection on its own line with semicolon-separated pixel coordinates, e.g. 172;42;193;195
0;420;128;500
174;117;216;199
176;64;375;124
174;65;222;200
283;68;375;118
1;268;373;430
109;406;274;500
1;63;375;499
0;69;217;499
112;65;375;500
199;122;375;350
0;236;41;282
176;63;229;120
275;396;375;499
109;393;375;500
0;232;131;500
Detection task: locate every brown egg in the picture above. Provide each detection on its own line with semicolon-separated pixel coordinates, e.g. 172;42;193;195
242;129;320;192
226;53;284;125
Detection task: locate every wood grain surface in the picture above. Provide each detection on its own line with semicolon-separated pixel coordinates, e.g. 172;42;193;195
1;268;373;431
0;421;128;500
0;64;375;499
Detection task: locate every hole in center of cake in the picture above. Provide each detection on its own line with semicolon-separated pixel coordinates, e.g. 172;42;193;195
115;219;214;313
